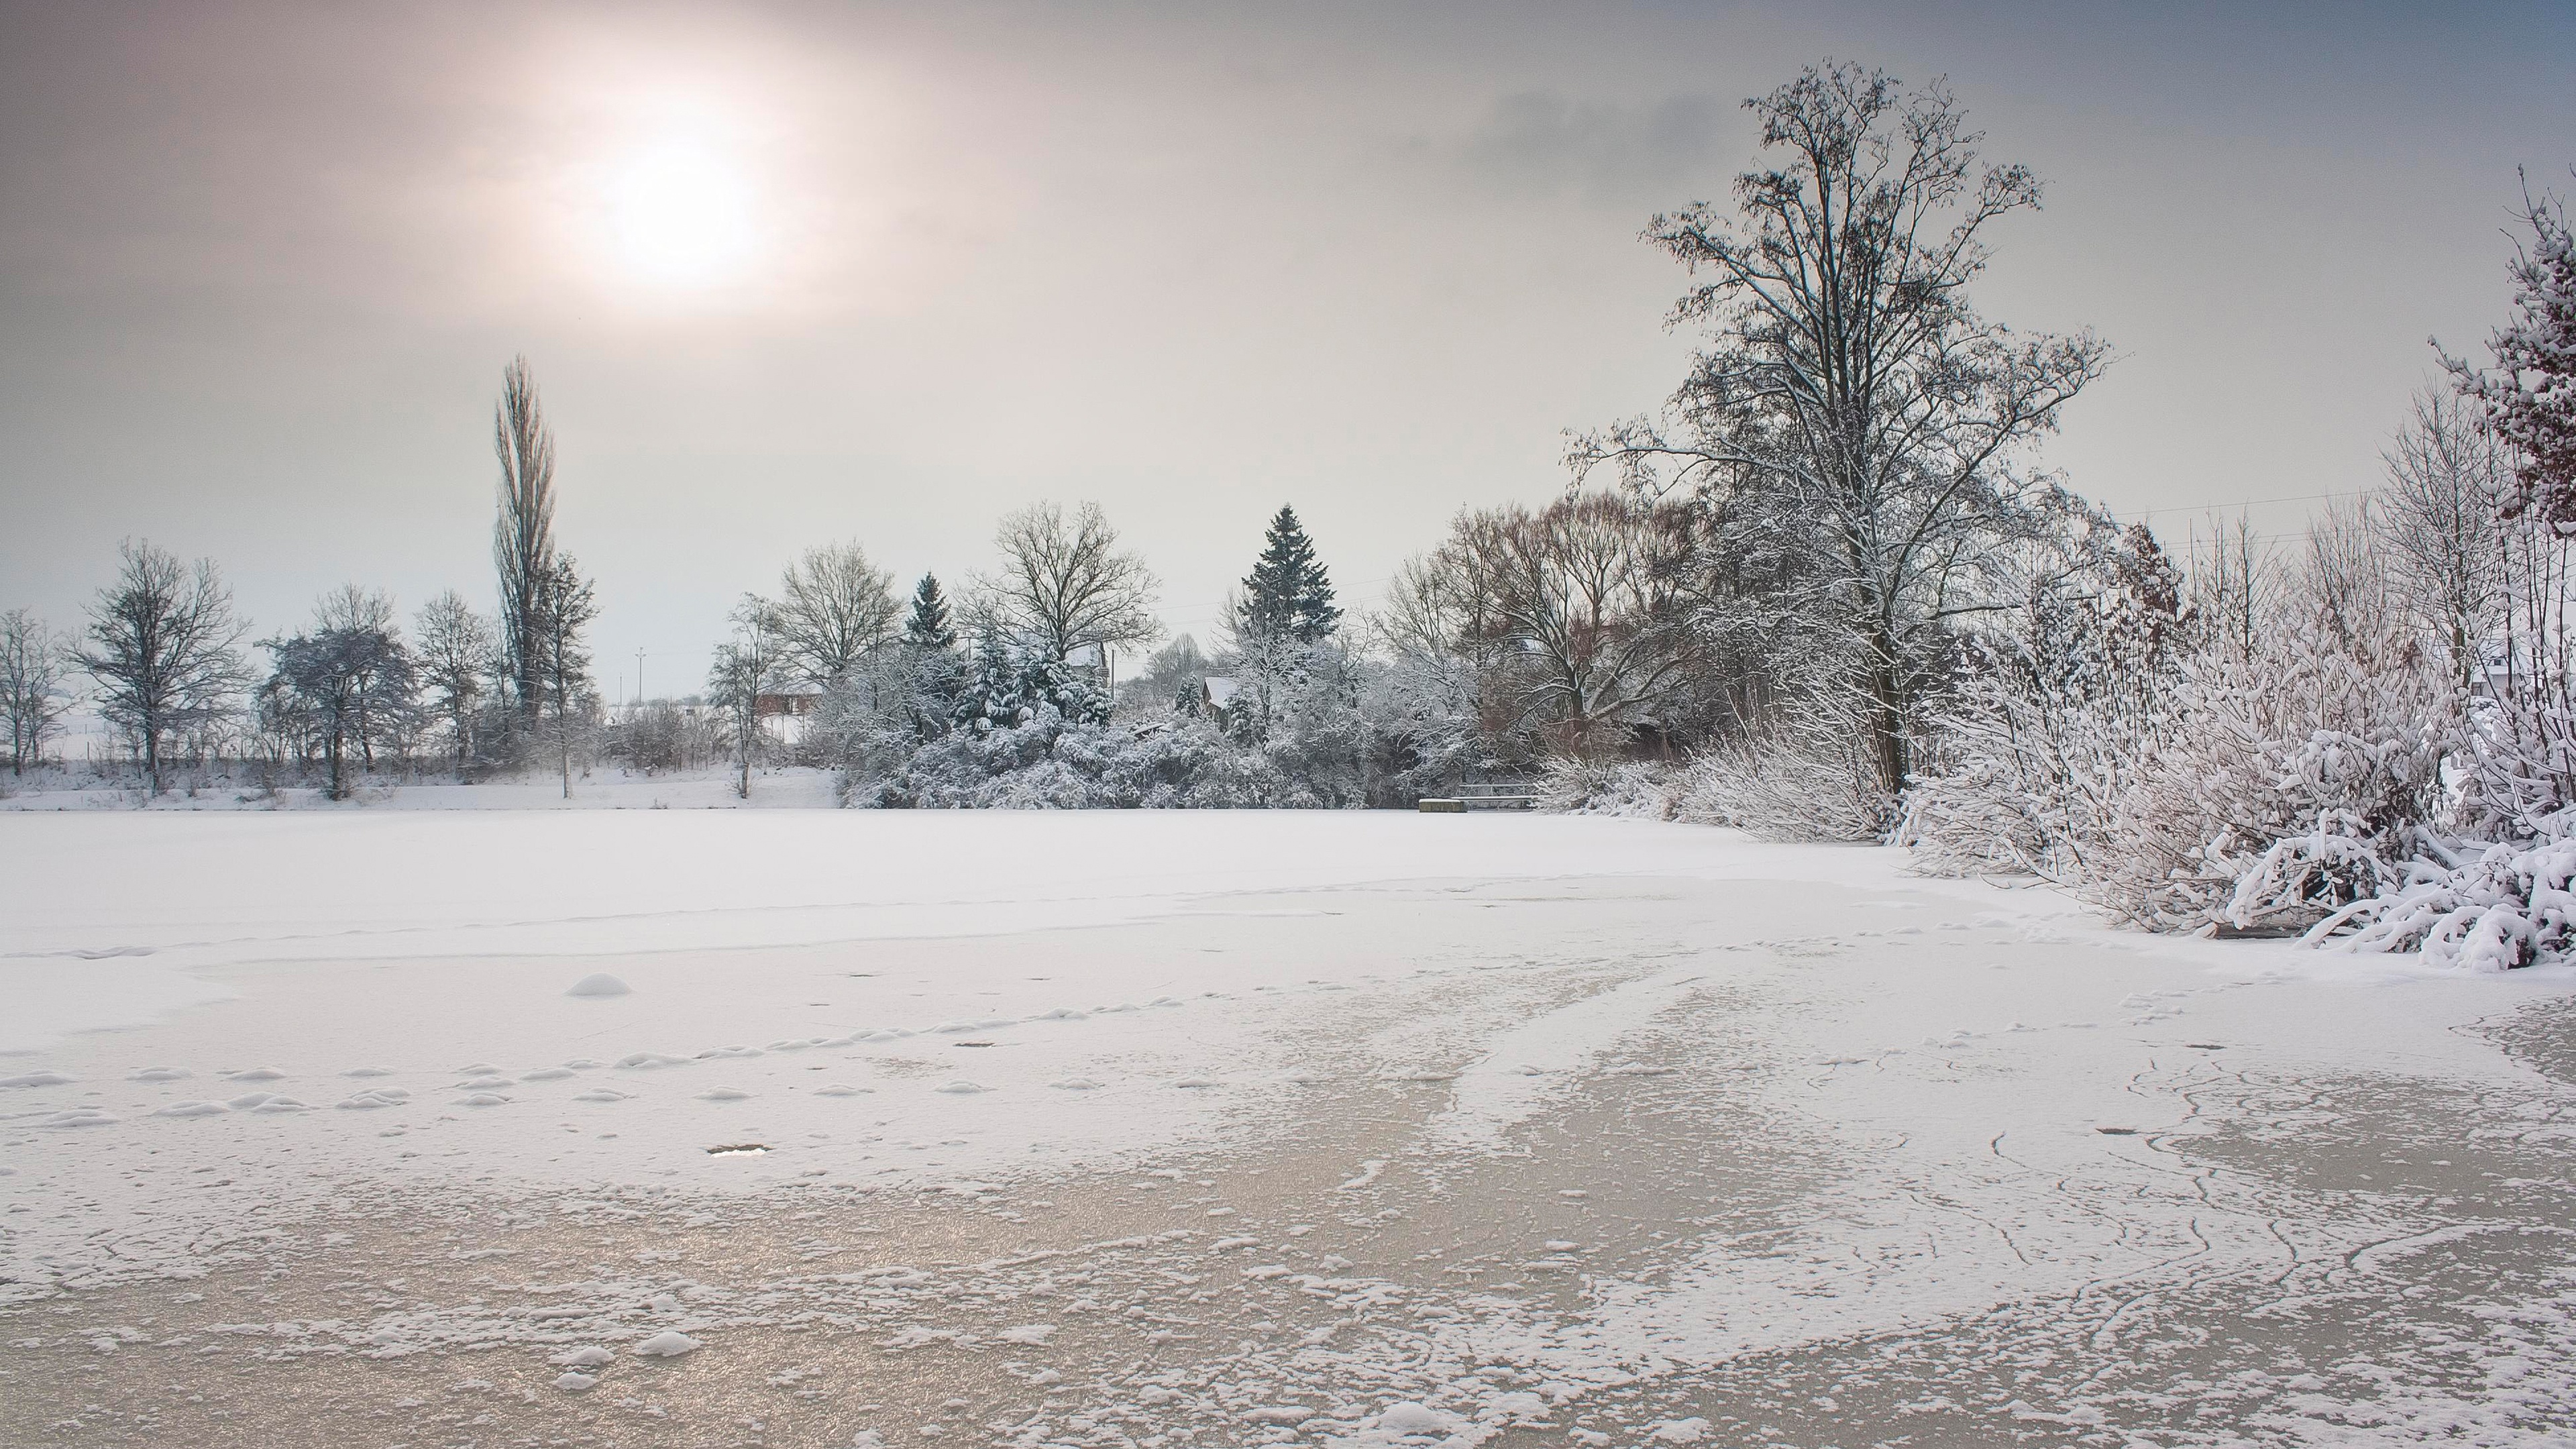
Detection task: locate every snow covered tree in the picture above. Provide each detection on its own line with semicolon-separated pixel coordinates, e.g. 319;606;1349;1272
979;501;1163;665
2444;176;2576;529
904;572;958;651
896;573;964;738
491;356;558;740
534;555;598;798
414;590;497;780
1238;506;1340;645
1570;61;2108;796
954;633;1108;734
772;541;899;689
1;608;73;777
76;540;250;795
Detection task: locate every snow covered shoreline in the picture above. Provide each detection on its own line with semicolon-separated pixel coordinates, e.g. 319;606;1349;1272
3;813;2573;1446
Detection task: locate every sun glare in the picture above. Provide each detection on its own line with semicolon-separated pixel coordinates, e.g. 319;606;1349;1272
604;138;759;288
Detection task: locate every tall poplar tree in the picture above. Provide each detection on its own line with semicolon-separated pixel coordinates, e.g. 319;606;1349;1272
492;356;558;739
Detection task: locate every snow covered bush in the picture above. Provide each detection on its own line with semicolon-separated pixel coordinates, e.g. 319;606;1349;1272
2090;595;2452;934
1903;523;2190;879
1536;759;1679;818
2311;830;2576;970
1670;724;1895;842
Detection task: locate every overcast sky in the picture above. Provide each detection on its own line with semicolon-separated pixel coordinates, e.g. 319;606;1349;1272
4;0;2572;698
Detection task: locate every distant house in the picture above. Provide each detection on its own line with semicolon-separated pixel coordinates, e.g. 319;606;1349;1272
753;682;825;745
1185;675;1242;728
752;682;824;719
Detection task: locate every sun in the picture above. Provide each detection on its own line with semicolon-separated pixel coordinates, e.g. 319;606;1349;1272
604;138;759;288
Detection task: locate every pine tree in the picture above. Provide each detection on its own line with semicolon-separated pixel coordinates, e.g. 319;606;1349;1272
1238;506;1340;644
2445;180;2576;526
904;573;958;651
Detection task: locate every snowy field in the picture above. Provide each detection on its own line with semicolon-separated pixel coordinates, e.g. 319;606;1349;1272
3;812;2573;1448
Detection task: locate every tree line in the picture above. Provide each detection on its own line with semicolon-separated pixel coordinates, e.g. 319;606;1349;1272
2;356;598;798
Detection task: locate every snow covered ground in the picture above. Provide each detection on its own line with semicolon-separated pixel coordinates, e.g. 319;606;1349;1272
3;812;2573;1448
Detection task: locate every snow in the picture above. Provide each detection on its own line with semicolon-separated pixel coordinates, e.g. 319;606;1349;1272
1;810;2573;1444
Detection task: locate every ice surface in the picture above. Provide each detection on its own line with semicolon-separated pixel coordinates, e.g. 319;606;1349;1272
2;811;2572;1446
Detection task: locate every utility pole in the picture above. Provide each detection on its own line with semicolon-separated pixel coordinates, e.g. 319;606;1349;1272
635;649;647;706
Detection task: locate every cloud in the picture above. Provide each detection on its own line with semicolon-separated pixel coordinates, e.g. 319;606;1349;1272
1455;91;1733;209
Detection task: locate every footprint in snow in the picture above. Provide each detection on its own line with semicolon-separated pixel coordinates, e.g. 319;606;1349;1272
1049;1079;1102;1091
337;1089;410;1110
129;1067;190;1083
340;1067;394;1079
0;1071;73;1089
35;1110;117;1129
572;1089;631;1103
453;1092;511;1108
154;1101;229;1118
519;1067;576;1081
616;1053;690;1070
223;1067;290;1082
696;1087;753;1102
934;1081;992;1095
696;1046;761;1059
227;1092;309;1112
1173;1077;1218;1089
812;1084;869;1097
455;1075;515;1090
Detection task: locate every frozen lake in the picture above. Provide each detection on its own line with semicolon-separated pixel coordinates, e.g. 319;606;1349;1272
3;811;2573;1447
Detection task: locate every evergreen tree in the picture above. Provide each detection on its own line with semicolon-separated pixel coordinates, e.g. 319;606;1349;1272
1238;506;1340;644
904;572;958;651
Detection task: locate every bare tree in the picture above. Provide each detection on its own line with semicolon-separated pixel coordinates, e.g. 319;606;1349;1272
772;541;900;688
492;356;558;737
979;501;1163;665
1;608;74;776
2379;388;2508;696
264;605;419;801
311;585;409;767
535;555;599;799
708;595;782;800
415;590;497;780
1417;494;1705;759
1572;62;2108;796
76;541;250;796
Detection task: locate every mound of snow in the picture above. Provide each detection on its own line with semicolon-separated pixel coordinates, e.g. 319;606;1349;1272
631;1330;700;1358
554;1372;597;1392
566;973;631;998
154;1100;228;1118
1372;1401;1460;1434
551;1344;615;1367
934;1080;992;1095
